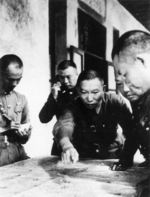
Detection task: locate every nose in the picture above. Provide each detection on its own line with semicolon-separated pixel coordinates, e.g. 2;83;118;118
123;83;130;93
87;94;93;102
63;77;69;84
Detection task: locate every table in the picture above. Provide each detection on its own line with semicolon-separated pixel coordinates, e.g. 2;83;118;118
0;156;149;197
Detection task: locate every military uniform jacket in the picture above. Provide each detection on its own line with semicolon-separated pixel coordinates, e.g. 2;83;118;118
120;90;150;163
0;90;31;166
53;93;133;159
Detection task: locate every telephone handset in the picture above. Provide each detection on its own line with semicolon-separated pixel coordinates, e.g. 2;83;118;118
49;75;61;88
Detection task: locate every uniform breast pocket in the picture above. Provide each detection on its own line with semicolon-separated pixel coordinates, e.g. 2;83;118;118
14;105;23;122
14;105;23;114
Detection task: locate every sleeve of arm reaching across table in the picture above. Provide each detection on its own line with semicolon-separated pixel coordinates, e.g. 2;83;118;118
53;108;75;144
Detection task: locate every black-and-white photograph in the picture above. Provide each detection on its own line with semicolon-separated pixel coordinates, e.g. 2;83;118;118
0;0;150;196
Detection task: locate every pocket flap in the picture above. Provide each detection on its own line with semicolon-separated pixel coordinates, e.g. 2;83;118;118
14;105;22;113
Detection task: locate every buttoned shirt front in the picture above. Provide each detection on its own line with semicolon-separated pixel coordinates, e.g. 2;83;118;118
0;90;30;131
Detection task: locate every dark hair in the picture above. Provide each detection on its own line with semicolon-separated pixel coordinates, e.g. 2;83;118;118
112;30;150;59
57;60;77;70
76;70;104;88
0;54;23;73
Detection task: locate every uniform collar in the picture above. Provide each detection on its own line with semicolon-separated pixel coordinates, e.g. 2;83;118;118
61;86;76;93
132;89;150;108
131;89;150;122
0;87;13;96
95;99;103;114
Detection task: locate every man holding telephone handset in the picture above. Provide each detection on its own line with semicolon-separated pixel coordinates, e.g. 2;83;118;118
39;60;78;155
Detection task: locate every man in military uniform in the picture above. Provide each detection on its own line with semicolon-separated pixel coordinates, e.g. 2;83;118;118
39;60;78;155
111;30;150;197
53;70;133;163
0;54;32;166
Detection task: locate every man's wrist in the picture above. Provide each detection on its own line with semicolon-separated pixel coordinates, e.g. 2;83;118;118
59;137;74;152
62;143;74;152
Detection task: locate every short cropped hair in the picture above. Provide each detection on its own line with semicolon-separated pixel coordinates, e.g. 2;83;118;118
112;30;150;59
57;60;77;70
0;54;23;73
76;70;104;88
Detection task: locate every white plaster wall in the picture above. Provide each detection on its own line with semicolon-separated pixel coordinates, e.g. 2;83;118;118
67;0;78;46
67;0;79;58
0;0;53;157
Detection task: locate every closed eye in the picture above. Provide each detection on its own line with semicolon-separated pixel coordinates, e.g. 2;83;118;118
136;57;144;64
129;84;140;90
116;83;123;86
81;91;87;94
7;78;22;83
93;91;99;94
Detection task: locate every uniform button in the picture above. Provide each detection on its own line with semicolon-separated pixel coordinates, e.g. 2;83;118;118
96;149;99;153
103;124;105;127
90;125;96;132
7;105;11;109
69;92;73;94
146;127;149;131
141;121;145;126
62;90;66;93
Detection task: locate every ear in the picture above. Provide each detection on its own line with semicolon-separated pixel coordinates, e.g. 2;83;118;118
136;53;150;68
103;85;106;92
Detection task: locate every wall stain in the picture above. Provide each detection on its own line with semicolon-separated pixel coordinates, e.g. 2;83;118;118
0;0;33;30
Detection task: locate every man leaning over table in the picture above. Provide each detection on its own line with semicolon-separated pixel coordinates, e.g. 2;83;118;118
53;69;133;164
0;54;32;166
111;30;150;197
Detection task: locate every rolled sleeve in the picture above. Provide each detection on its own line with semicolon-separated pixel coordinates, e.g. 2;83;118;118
53;110;75;143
